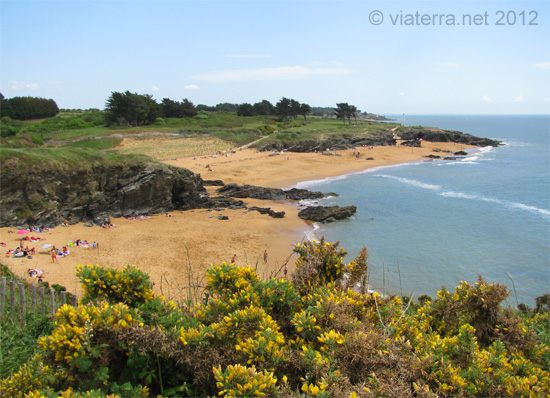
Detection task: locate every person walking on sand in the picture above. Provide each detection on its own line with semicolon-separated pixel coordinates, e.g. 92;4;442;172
264;250;268;264
51;248;59;264
231;254;237;264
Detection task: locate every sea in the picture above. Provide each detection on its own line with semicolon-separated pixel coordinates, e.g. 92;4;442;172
292;115;549;307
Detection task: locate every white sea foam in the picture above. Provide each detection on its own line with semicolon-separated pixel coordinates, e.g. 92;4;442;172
440;191;550;217
292;174;349;189
374;174;442;191
304;222;320;241
377;175;550;218
290;161;422;189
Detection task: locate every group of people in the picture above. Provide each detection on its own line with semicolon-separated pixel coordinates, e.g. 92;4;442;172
29;225;51;233
27;268;44;282
124;215;150;221
13;246;35;257
50;245;73;263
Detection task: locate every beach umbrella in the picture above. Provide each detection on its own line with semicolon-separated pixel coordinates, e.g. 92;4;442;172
17;229;30;234
40;244;54;250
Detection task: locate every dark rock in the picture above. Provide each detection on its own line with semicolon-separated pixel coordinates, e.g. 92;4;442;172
454;151;468;156
444;157;458;161
425;154;441;159
203;179;225;186
258;133;397;152
401;140;422;147
217;215;229;220
0;160;209;228
298;205;357;222
247;206;285;218
399;128;500;147
216;184;336;201
205;196;246;209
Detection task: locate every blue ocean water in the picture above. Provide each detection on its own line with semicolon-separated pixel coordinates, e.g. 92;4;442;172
294;115;549;306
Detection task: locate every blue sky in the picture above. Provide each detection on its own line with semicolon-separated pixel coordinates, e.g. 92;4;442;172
1;0;549;114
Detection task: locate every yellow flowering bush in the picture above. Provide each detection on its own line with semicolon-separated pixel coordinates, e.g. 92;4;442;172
0;355;55;398
293;238;368;292
213;364;278;397
2;240;548;398
77;264;155;306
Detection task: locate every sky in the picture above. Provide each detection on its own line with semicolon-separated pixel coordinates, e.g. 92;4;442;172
1;0;549;115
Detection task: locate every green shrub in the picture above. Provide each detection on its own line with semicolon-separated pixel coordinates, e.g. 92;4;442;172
1;240;548;398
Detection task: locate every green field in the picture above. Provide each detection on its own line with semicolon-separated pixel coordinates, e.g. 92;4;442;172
1;111;402;161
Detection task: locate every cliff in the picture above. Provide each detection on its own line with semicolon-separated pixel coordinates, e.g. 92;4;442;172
0;148;209;228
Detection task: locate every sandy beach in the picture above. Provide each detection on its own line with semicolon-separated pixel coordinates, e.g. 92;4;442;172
0;140;471;300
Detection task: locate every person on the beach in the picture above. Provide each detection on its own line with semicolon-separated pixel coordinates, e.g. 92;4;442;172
231;254;237;264
284;265;288;278
51;248;59;264
264;250;268;264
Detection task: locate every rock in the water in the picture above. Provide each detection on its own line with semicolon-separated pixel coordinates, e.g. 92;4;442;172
298;205;357;222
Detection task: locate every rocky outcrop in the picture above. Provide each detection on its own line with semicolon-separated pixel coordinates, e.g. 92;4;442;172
258;133;397;152
399;129;501;147
203;179;225;186
247;206;285;218
401;140;422;147
298;205;357;222
216;184;337;201
0;158;210;228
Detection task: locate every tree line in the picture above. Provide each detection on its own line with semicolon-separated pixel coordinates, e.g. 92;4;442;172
0;93;60;120
1;90;363;127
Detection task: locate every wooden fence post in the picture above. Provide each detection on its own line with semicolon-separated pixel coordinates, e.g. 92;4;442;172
0;277;5;319
40;286;45;315
10;280;15;314
32;285;37;313
18;282;26;325
0;280;78;323
50;289;55;315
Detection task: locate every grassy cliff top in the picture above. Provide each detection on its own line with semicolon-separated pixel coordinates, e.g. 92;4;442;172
0;146;150;174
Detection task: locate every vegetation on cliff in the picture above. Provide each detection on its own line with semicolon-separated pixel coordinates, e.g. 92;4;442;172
1;107;500;229
1;239;548;398
0;147;206;227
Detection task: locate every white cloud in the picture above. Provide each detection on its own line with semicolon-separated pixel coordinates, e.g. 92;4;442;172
397;92;406;96
151;85;159;91
482;94;492;102
439;62;460;68
192;66;352;82
184;84;200;90
514;95;524;102
11;81;39;90
532;62;550;70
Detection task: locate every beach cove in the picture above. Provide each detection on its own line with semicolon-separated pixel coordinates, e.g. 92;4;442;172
0;140;473;300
